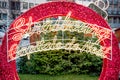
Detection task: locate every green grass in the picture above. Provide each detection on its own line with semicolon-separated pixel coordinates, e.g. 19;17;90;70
19;74;98;80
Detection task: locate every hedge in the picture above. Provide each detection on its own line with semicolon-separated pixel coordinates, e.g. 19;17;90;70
17;50;102;76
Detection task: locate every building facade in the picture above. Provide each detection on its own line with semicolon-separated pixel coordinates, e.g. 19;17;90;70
107;0;120;29
0;0;9;28
75;0;120;29
0;0;21;29
20;0;47;13
0;0;47;29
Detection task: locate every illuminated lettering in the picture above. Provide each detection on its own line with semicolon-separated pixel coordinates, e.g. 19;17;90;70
8;13;112;61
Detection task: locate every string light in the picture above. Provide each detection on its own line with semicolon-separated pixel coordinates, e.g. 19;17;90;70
7;0;112;61
7;12;112;61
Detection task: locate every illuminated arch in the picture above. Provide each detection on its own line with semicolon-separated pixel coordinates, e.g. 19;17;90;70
0;2;120;80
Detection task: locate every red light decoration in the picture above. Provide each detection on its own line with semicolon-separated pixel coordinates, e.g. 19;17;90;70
0;2;120;80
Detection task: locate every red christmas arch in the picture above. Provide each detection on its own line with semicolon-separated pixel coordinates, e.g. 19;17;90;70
0;2;120;80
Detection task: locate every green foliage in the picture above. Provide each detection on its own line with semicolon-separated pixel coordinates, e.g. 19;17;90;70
18;24;102;75
18;50;102;75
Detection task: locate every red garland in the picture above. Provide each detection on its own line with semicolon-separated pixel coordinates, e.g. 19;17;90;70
0;2;120;80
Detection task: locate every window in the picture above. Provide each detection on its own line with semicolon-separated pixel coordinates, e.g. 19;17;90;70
108;17;112;23
29;3;34;8
113;0;118;4
119;18;120;23
113;10;117;14
15;2;20;10
11;1;15;9
0;1;2;8
118;5;120;9
11;1;20;10
108;10;112;14
0;13;2;20
113;18;117;23
0;13;7;20
23;2;28;9
2;1;7;8
118;11;120;14
2;13;7;20
108;6;112;11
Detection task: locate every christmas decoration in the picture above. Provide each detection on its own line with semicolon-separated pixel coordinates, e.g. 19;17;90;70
0;1;119;80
